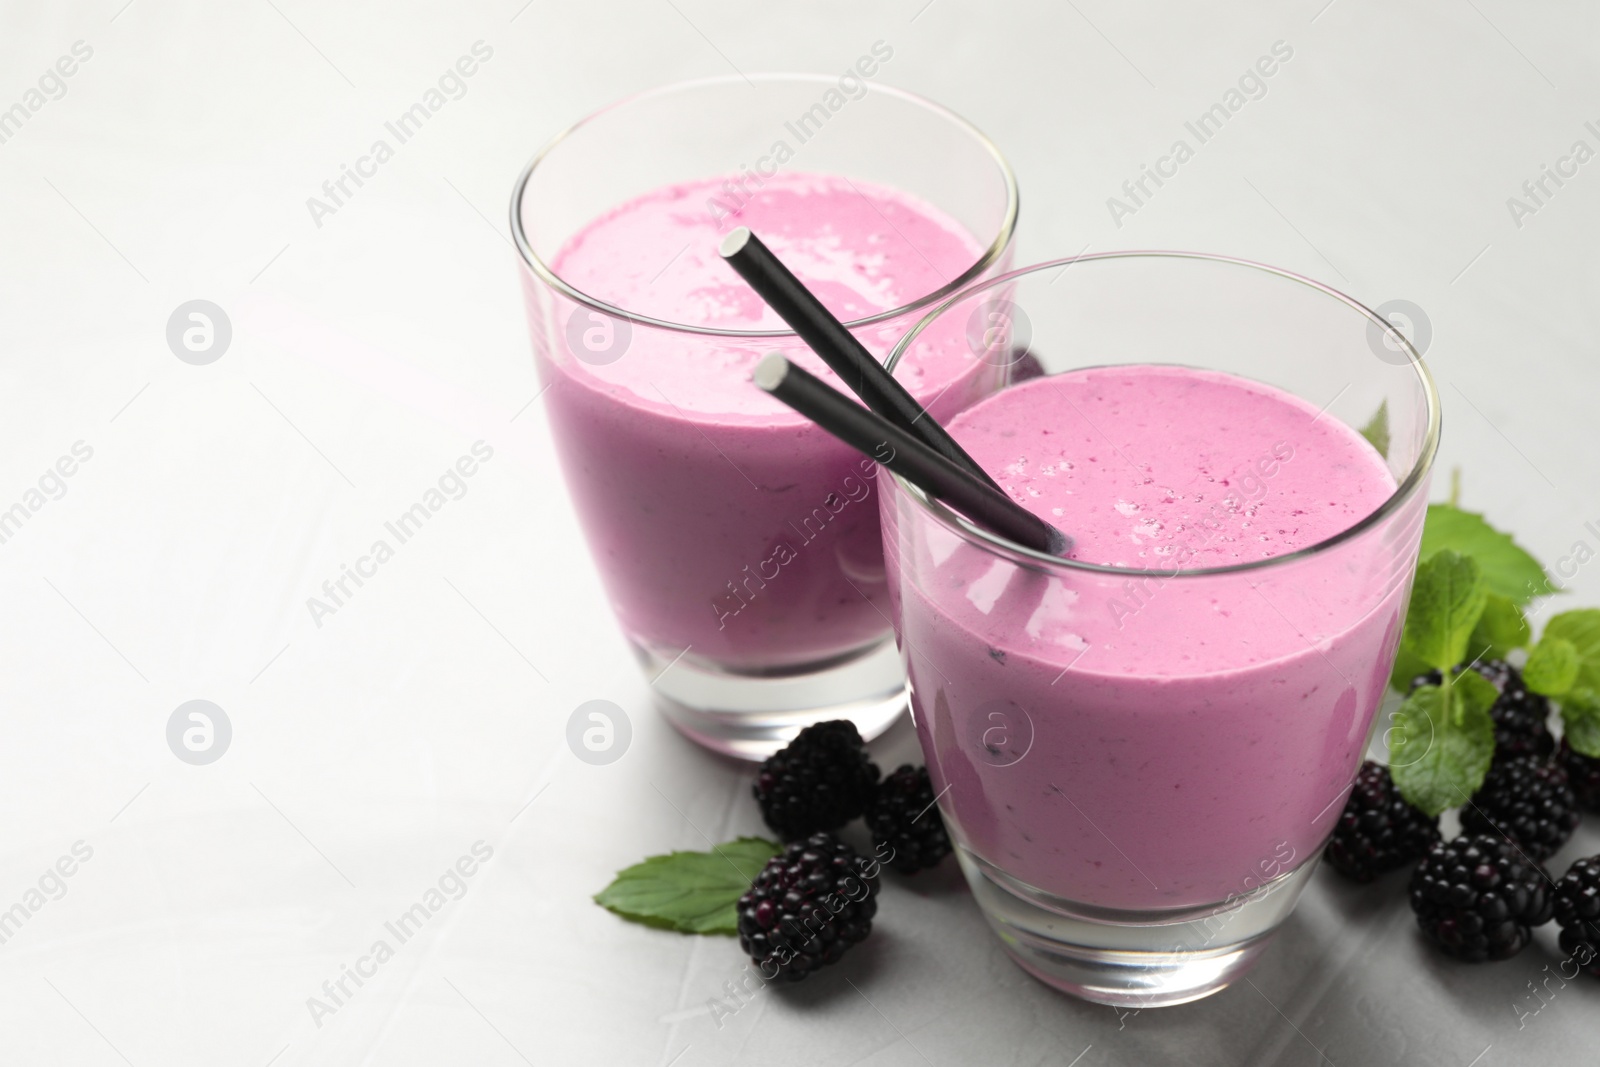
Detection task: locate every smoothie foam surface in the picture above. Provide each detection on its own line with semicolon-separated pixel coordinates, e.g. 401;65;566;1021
549;172;985;418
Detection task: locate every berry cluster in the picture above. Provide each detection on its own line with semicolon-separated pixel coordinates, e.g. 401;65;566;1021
1328;660;1600;969
866;765;953;875
752;720;880;841
1459;755;1579;862
1560;739;1600;811
737;834;880;982
1324;760;1440;882
741;721;954;980
1551;856;1600;978
1410;835;1551;961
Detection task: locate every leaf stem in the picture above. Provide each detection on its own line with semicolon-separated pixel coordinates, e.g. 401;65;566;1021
1442;668;1459;729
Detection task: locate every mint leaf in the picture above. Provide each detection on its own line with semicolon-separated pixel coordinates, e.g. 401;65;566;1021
1389;670;1498;816
1420;504;1553;603
1389;643;1430;693
1359;399;1390;459
1401;550;1487;671
1467;593;1530;661
1523;636;1579;697
594;837;779;935
1560;688;1600;759
1542;609;1600;694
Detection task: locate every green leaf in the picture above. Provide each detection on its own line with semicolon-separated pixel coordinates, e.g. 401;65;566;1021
1401;550;1488;672
594;837;780;935
1358;399;1390;459
1543;609;1600;694
1419;504;1553;603
1389;643;1431;693
1560;688;1600;759
1389;671;1498;816
1466;593;1530;661
1523;636;1579;697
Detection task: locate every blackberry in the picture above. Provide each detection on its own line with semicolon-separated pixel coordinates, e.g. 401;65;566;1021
865;765;953;874
736;833;880;982
1009;348;1045;382
1558;739;1600;812
1324;760;1440;882
1552;855;1600;978
753;721;880;840
1410;835;1552;961
1411;660;1553;759
1459;755;1579;862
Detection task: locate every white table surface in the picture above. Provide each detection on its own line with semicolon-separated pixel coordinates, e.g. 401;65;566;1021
2;1;1597;1063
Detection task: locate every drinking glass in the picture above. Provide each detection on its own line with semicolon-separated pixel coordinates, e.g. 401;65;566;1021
512;75;1017;758
880;252;1439;1005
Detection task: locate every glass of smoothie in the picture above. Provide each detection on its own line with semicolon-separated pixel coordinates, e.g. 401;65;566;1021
879;253;1440;1006
511;74;1017;758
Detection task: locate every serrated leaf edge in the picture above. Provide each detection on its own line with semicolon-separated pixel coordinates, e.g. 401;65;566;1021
592;836;780;937
1388;674;1497;816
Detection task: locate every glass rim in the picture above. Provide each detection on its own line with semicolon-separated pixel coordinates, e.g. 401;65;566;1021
507;72;1020;338
882;250;1442;579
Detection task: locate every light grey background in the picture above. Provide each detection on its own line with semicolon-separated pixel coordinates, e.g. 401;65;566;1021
1;0;1596;1064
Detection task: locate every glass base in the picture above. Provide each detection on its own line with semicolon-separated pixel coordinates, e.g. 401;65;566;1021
633;638;907;761
957;847;1320;1007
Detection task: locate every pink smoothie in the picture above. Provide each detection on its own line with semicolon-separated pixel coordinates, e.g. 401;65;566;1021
530;173;1001;670
884;365;1414;910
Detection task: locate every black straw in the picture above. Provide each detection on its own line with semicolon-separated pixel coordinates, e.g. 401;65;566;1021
753;354;1069;557
720;227;1002;492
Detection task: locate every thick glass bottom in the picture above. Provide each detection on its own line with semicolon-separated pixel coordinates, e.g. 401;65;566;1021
957;846;1320;1007
633;637;907;760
